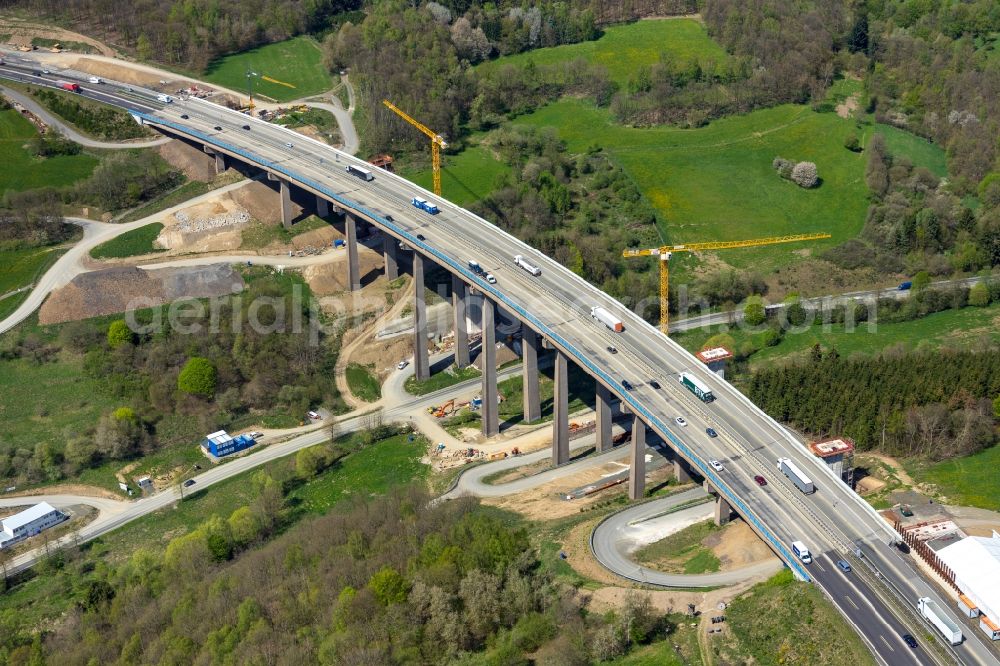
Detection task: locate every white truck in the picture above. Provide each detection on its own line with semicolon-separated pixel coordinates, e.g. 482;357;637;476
918;597;963;645
777;457;815;494
591;306;623;332
791;540;812;564
513;254;541;276
157;94;174;104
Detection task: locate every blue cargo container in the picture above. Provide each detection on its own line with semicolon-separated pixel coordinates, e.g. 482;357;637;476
205;430;256;457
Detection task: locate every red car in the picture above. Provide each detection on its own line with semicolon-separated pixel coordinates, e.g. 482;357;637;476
754;475;767;486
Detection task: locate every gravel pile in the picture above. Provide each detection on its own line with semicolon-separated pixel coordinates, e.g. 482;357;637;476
174;209;250;233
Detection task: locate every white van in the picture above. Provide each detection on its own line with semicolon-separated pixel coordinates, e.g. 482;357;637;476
791;540;812;564
88;76;102;84
156;94;173;104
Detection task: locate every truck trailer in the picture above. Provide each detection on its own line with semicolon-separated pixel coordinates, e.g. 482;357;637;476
679;372;715;402
411;196;439;215
777;457;815;494
58;81;81;93
591;306;623;332
918;597;963;645
513;254;541;276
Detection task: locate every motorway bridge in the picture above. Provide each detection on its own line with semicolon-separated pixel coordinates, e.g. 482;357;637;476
1;52;996;666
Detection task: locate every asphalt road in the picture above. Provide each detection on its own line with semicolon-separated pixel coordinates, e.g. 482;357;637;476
0;57;992;665
590;487;785;587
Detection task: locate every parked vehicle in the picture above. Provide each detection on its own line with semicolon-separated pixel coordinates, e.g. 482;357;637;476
513;254;541;276
397;360;409;370
777;457;815;494
307;411;321;420
679;371;715;402
411;196;440;214
709;459;724;472
791;540;812;564
591;306;624;332
898;280;912;290
58;81;81;93
918;597;962;645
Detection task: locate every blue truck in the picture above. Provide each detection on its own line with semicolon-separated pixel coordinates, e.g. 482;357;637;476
411;196;440;215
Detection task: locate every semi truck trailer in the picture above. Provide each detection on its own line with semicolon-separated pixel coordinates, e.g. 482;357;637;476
679;372;715;402
591;307;623;332
513;254;541;276
777;457;815;494
918;597;963;645
58;81;81;92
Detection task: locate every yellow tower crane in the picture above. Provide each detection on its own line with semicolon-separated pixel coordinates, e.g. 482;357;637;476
623;232;832;334
382;99;448;196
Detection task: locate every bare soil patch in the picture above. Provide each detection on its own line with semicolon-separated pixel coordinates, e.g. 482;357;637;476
836;93;860;119
765;258;889;301
0;19;117;56
706;519;778;569
3;483;122;501
158;140;217;182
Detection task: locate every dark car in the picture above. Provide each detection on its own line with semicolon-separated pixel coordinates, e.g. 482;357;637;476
213;125;222;131
754;475;767;486
706;427;718;438
649;379;661;389
416;234;426;241
902;634;918;649
180;114;189;119
183;479;196;488
384;214;394;222
621;379;634;391
242;124;250;130
607;346;618;354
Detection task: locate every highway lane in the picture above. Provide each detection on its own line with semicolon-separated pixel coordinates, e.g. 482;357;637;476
1;61;991;664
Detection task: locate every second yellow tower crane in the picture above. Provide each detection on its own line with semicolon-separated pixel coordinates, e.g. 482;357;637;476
623;232;832;334
382;100;448;196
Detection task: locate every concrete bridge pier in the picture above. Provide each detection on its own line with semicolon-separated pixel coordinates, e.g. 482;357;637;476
481;299;499;437
345;214;361;291
674;458;692;484
703;480;734;526
413;254;429;381
383;237;398;280
628;415;646;500
266;172;294;229
452;276;470;368
316;196;330;218
596;383;613;452
202;146;227;174
552;350;569;466
522;326;541;422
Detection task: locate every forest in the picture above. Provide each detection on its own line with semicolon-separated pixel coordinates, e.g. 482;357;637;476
0;269;343;486
33;488;669;665
746;346;1000;459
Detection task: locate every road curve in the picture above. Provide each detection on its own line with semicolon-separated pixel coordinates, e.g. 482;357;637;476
302;100;359;156
0;85;170;149
590;488;785;587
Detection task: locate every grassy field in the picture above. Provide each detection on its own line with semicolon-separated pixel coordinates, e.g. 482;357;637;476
0;246;67;321
240;214;331;249
345;363;381;402
89;222;165;259
718;570;876;665
673;302;1000;368
632;518;721;574
516;101;867;273
401;140;511;207
907;445;1000;511
203;36;331;103
0;108;97;194
405;364;481;396
477;19;728;86
875;123;947;177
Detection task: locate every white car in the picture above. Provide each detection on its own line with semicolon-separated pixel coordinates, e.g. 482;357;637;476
88;76;102;84
485;273;497;284
285;142;294;148
397;360;409;370
675;416;688;427
709;459;724;472
307;411;321;420
248;431;263;439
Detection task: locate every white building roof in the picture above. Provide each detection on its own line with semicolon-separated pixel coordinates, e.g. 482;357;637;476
938;535;1000;622
2;502;59;531
206;430;232;445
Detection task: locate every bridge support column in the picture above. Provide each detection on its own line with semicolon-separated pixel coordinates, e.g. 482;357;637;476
383;237;398;280
714;496;733;526
452;276;470;368
413;254;429;382
316;196;330;218
214;152;227;174
345;214;361;291
522;326;541;423
279;179;293;230
596;383;613;452
674;458;692;484
552;350;569;466
481;299;499;437
628;416;646;500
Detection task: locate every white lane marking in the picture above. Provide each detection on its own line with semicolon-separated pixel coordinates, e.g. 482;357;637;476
845;595;860;610
879;634;895;652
